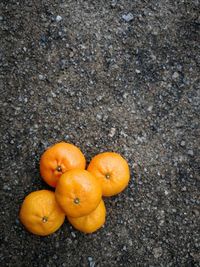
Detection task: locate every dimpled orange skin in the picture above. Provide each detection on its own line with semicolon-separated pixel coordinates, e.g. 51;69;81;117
40;142;86;187
55;169;102;218
87;152;130;197
19;190;65;236
67;199;106;234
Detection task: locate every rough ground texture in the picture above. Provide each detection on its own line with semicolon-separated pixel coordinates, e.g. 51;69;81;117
1;0;200;266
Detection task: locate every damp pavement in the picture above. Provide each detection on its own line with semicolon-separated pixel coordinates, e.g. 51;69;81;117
1;1;200;266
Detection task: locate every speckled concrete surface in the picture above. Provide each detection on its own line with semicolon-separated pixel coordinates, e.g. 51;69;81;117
1;1;200;266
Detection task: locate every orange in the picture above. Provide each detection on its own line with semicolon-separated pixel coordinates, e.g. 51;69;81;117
55;169;102;218
19;190;65;236
87;152;130;197
40;142;86;187
67;199;106;233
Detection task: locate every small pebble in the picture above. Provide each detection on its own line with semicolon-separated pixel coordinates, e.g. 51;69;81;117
187;150;194;156
71;232;76;238
153;247;163;258
88;257;96;267
181;186;187;192
38;74;45;80
147;105;153;112
192;209;199;216
96;95;103;101
164;190;169;195
56;15;62;22
109;127;116;137
96;114;102;120
51;92;56;98
172;72;179;79
3;185;11;191
122;13;134;22
111;0;117;7
122;245;127;251
180;140;185;147
69;51;74;57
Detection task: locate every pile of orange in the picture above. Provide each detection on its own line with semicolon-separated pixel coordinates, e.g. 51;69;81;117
19;142;130;236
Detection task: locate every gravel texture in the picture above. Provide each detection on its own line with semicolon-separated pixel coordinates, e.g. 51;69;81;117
1;0;200;266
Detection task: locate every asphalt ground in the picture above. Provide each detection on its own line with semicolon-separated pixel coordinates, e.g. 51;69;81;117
1;1;200;266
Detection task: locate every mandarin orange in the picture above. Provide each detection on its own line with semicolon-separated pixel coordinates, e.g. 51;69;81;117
87;152;130;196
40;142;86;187
55;169;102;217
19;190;65;236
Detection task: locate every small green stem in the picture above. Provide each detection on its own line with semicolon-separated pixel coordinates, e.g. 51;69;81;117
74;198;80;204
42;216;48;223
56;165;62;172
105;173;110;179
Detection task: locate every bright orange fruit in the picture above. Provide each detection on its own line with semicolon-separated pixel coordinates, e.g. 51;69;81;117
55;169;102;218
40;142;86;187
87;152;130;197
67;199;106;233
19;190;65;236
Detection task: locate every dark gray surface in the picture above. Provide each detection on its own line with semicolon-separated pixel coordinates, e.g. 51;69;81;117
1;0;200;266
